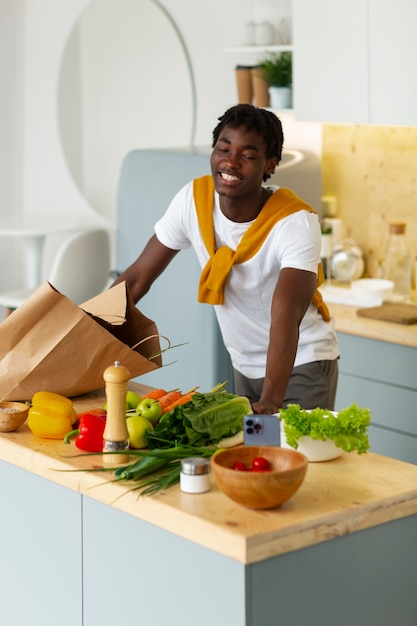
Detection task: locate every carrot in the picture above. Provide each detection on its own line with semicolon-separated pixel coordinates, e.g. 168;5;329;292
76;407;107;419
159;391;184;413
142;389;168;400
162;392;196;414
75;407;106;427
161;387;199;414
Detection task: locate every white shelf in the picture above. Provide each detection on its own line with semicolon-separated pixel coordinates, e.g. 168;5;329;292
225;44;292;53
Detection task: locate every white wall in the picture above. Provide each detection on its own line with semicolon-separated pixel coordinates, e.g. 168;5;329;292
0;0;317;292
19;0;95;218
0;0;23;287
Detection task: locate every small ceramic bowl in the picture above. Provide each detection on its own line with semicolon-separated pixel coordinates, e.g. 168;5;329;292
211;445;308;509
280;429;342;462
0;401;29;432
351;278;394;306
280;410;342;462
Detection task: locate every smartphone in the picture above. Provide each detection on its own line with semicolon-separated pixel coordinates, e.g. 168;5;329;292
243;415;281;447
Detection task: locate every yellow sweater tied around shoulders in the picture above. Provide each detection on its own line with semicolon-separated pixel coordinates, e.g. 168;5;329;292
194;175;330;322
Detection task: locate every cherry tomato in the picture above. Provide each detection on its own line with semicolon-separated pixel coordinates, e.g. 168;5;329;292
232;461;247;471
251;456;270;472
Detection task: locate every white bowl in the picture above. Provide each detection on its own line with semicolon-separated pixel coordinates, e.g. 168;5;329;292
280;430;342;462
280;411;342;462
350;278;394;306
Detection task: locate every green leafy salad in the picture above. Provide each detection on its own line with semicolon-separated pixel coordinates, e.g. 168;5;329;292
279;403;371;455
145;390;251;449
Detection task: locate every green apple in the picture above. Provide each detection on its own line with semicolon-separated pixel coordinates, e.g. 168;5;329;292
103;390;142;412
126;415;154;449
136;397;162;425
126;390;142;410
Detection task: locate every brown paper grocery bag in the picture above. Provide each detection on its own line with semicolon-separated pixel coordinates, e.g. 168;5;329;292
0;281;162;401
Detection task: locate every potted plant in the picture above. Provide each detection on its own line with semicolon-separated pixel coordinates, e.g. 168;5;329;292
257;51;293;109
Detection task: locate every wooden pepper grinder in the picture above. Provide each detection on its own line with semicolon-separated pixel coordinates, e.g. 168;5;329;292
102;360;130;464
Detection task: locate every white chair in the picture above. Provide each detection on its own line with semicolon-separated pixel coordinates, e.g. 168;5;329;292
0;228;111;314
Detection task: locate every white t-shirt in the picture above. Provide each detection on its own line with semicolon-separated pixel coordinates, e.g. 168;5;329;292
155;181;339;379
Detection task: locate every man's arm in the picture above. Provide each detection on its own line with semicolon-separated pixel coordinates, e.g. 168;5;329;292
111;234;179;303
253;267;317;414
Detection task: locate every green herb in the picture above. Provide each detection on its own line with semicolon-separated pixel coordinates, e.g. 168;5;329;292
280;403;371;454
145;391;251;449
57;443;216;497
112;443;215;496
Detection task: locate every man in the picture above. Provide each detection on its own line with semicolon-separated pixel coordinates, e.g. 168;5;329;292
113;104;339;413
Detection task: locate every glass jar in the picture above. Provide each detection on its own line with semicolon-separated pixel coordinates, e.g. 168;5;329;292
331;239;364;282
383;223;411;301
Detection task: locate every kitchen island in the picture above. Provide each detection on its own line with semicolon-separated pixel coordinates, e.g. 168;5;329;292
1;384;417;626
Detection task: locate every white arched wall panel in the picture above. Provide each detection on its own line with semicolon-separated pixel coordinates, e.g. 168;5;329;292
22;0;197;225
57;0;195;221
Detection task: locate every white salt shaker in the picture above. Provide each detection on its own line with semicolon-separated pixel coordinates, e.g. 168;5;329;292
180;457;211;494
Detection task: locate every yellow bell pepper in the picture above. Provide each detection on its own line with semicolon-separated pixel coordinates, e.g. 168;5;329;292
31;391;74;409
28;391;77;440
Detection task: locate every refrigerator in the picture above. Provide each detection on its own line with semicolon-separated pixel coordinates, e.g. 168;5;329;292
116;147;321;394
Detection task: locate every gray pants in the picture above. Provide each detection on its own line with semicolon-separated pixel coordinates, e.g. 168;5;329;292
233;358;339;410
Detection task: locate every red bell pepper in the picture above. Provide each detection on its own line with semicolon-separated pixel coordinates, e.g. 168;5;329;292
64;409;106;452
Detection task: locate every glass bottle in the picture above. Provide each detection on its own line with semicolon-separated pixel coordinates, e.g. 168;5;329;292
384;223;411;301
320;225;333;282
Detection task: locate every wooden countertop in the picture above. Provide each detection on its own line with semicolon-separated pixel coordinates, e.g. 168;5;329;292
1;383;417;565
329;302;417;348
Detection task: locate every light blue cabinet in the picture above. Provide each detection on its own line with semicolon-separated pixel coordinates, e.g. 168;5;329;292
335;333;417;464
0;461;83;626
82;496;417;626
82;498;245;626
116;148;232;394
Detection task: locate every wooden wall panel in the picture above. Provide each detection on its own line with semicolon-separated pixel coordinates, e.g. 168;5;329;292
322;124;417;285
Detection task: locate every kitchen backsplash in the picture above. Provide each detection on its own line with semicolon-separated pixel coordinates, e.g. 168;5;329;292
322;124;417;287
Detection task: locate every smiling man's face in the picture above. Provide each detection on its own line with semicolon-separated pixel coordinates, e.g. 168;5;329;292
210;124;277;201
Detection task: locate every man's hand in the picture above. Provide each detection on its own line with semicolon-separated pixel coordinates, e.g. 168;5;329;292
252;399;280;415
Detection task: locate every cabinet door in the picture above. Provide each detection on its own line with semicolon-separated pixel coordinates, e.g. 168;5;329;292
0;461;83;626
293;0;369;123
335;333;417;465
369;0;417;125
82;496;245;626
337;374;417;465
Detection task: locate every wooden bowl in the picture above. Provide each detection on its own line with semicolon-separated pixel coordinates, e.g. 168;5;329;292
211;446;308;509
0;401;29;432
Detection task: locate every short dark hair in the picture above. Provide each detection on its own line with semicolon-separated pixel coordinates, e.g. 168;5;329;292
212;104;284;165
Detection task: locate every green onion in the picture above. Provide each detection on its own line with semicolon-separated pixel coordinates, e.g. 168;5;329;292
69;440;217;497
